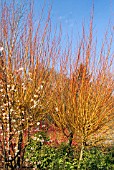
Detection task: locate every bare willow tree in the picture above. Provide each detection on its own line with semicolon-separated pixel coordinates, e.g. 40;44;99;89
0;1;62;169
49;16;114;169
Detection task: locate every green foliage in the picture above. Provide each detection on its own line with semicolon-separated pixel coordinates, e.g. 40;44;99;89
24;131;49;164
24;137;114;170
80;147;114;170
24;139;78;169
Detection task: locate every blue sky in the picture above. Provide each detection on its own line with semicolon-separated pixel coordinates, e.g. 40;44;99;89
1;0;113;55
34;0;114;47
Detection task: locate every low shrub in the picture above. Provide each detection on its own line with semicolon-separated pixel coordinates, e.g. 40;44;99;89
24;134;78;169
24;135;114;169
80;147;114;170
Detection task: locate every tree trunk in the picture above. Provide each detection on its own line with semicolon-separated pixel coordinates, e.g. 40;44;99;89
68;132;73;147
77;142;85;170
